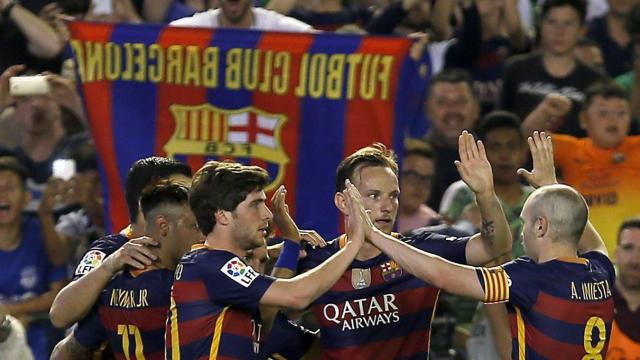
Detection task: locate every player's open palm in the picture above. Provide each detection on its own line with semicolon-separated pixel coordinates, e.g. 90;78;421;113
344;180;371;247
455;131;493;195
517;131;557;188
271;185;301;242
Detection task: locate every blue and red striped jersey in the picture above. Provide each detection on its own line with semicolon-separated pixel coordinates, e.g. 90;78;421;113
166;244;275;359
299;229;470;359
477;251;615;359
96;267;174;360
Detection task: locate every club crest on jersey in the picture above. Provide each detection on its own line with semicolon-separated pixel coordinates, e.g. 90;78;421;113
75;250;106;276
221;257;259;287
351;268;371;289
380;260;403;281
163;104;289;191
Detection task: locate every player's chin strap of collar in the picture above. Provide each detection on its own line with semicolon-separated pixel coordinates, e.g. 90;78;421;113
338;232;400;249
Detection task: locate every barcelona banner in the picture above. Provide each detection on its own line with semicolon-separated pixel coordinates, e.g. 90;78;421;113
68;21;415;238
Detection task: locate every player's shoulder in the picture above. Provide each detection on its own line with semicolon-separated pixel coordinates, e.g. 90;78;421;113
90;233;129;254
581;251;615;273
300;237;341;269
73;233;129;278
502;256;539;272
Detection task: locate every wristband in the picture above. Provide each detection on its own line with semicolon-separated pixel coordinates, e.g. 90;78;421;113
274;239;300;271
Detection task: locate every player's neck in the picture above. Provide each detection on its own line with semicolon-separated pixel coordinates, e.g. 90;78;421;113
537;242;578;263
356;241;382;261
129;222;146;238
204;230;245;258
616;282;640;312
0;222;21;251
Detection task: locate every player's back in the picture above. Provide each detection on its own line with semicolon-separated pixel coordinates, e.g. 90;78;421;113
98;267;174;360
504;251;615;359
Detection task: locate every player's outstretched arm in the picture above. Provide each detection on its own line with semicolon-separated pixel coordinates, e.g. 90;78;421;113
260;181;364;310
517;131;608;256
456;131;512;265
49;237;158;328
347;180;486;301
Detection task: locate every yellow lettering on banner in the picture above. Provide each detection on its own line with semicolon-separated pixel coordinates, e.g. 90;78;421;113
202;47;219;88
378;55;393;100
326;54;345;99
122;43;134;80
132;43;146;82
345;54;362;100
70;40;86;82
243;49;259;90
259;50;274;93
308;54;327;99
147;44;163;83
295;53;309;97
359;54;375;100
184;45;201;86
273;52;289;95
86;42;104;82
105;42;121;81
166;45;183;85
226;48;241;90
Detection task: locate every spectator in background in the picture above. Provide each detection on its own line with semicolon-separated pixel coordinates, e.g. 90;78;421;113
606;218;640;359
170;0;312;31
587;0;638;78
0;69;88;212
422;68;480;210
0;157;66;360
267;0;373;32
574;37;606;74
0;0;65;74
397;139;439;233
440;111;533;256
444;0;530;115
501;0;607;138
522;82;640;254
614;3;640;121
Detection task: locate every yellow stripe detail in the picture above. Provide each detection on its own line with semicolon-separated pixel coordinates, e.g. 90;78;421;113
169;297;180;360
515;307;526;360
209;307;229;359
481;269;492;302
271;354;287;360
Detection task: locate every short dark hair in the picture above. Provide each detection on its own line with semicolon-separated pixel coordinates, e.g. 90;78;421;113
0;156;28;188
70;142;98;173
541;0;587;25
618;218;640;244
582;82;628;112
403;139;435;161
125;157;192;223
189;161;269;235
335;143;398;193
626;4;640;38
477;110;523;142
140;183;189;222
427;68;475;99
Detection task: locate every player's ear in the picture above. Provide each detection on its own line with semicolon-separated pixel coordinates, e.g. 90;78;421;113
335;191;348;215
157;215;169;237
536;216;548;238
215;209;231;226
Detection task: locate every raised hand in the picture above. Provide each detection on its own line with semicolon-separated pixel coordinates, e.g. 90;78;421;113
455;131;494;196
517;131;557;188
300;229;327;248
270;185;301;242
102;236;159;274
344;179;374;245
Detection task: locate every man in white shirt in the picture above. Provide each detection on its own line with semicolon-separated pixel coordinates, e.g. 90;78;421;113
170;0;312;32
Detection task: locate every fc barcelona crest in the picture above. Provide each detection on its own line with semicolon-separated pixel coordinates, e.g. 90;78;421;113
380;260;403;282
163;104;289;191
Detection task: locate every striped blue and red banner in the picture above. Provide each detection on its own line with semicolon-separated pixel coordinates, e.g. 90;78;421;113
68;21;414;238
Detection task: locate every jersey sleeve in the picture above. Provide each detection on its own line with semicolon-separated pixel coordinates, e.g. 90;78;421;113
73;308;107;349
408;229;470;265
201;254;276;309
476;257;538;307
72;235;127;280
581;251;616;286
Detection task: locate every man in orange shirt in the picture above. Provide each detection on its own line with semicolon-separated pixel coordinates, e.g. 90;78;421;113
522;82;640;254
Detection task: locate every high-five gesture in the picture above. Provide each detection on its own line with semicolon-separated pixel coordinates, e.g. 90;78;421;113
344;179;373;244
517;131;557;188
455;131;494;196
271;185;301;242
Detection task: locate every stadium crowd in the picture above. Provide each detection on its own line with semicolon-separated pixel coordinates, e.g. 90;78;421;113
0;0;639;359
